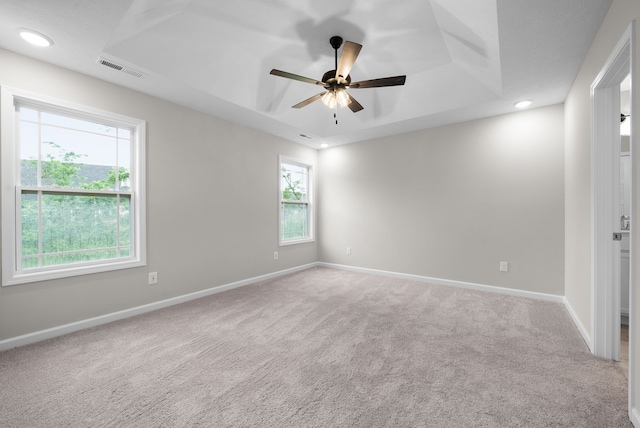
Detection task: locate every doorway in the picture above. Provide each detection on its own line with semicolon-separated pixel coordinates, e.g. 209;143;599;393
591;21;635;415
621;77;632;378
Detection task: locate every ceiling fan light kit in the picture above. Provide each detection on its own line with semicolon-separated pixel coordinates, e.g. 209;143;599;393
270;36;406;115
322;88;351;108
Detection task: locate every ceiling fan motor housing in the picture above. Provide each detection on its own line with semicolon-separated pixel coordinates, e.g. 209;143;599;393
322;70;351;85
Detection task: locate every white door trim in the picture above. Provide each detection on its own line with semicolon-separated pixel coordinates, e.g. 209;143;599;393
590;20;636;417
591;67;624;361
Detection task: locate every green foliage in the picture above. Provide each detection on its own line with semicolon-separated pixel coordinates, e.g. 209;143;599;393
21;142;131;269
281;166;309;240
281;168;305;201
25;141;87;187
81;167;129;190
281;203;308;239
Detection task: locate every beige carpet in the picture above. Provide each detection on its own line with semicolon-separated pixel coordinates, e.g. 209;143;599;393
0;267;631;427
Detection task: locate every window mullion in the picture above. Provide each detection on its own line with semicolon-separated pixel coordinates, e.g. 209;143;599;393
37;190;43;269
15;189;23;271
115;127;120;191
116;194;121;258
18;186;132;197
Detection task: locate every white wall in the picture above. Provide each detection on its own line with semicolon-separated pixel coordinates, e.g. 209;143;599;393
0;48;318;341
318;104;565;295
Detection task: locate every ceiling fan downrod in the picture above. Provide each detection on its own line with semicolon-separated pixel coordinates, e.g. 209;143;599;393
330;36;343;71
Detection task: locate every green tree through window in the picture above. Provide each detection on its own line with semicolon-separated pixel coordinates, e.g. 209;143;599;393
18;107;132;271
280;158;313;244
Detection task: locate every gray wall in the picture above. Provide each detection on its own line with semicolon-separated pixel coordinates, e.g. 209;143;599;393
0;49;566;341
318;104;565;295
0;48;318;341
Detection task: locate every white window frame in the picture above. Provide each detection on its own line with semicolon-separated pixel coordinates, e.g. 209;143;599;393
1;86;146;286
279;155;315;246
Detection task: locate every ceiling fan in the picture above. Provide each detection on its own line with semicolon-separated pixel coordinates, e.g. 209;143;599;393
270;36;406;113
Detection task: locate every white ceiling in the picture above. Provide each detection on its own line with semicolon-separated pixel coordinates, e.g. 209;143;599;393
0;0;612;148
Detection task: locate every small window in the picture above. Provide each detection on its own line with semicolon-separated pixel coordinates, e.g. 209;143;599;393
1;87;146;285
279;156;314;245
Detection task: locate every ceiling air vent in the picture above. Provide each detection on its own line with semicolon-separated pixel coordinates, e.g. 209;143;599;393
97;57;145;78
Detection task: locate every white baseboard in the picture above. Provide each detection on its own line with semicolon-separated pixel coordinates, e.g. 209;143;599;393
318;262;565;303
563;296;594;352
631;407;640;427
0;263;318;352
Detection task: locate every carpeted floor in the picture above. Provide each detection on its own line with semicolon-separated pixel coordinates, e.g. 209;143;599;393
0;267;631;427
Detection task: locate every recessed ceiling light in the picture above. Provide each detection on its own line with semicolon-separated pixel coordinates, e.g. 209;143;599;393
19;30;53;47
514;100;532;109
320;143;329;149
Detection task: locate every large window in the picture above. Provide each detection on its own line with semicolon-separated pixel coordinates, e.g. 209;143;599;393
1;87;146;285
279;156;314;245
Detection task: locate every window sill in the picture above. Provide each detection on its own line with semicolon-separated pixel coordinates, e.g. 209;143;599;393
279;237;315;247
2;258;146;286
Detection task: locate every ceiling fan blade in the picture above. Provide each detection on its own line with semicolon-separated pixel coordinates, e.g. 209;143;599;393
347;93;364;113
350;75;406;89
270;69;325;86
292;92;326;109
335;41;362;83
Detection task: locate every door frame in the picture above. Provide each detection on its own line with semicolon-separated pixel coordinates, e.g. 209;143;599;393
591;21;636;414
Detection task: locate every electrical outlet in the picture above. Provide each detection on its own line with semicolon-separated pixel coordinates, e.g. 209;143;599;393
149;272;158;284
499;261;509;272
346;247;351;255
274;251;279;260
